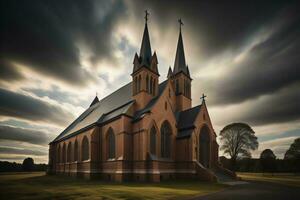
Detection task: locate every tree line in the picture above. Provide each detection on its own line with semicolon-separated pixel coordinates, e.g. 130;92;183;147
0;158;47;172
219;122;300;173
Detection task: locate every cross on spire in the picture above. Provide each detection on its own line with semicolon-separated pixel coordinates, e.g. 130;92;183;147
200;93;207;102
144;10;149;24
178;18;184;32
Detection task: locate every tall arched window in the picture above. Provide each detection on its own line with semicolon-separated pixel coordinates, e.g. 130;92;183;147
74;140;78;162
67;142;72;162
138;75;141;92
150;77;153;94
62;143;66;163
176;80;179;94
161;121;172;158
134;77;138;94
153;80;156;95
82;136;89;161
107;129;115;159
57;146;61;163
146;75;149;92
150;126;156;155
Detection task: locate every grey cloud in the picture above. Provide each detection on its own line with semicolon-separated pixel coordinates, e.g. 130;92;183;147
0;60;24;81
0;125;51;145
0;147;47;156
0;88;75;126
1;0;126;86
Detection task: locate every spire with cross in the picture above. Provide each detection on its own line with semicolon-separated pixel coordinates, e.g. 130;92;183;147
144;10;149;24
178;18;184;32
200;93;207;103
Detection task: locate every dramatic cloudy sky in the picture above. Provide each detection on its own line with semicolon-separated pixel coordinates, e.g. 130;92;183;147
1;0;299;163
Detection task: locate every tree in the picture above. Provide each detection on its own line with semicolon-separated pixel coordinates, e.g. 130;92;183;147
284;138;300;173
220;123;258;170
260;149;276;174
22;157;34;171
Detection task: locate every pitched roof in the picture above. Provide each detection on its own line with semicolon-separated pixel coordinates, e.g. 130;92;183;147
51;80;169;143
139;23;152;67
51;83;134;143
173;30;190;78
89;96;99;107
176;105;202;138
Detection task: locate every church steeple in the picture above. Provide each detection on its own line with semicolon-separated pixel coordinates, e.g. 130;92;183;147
132;10;159;110
173;19;190;77
171;19;192;112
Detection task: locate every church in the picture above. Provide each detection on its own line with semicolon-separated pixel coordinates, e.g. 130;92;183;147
48;13;231;182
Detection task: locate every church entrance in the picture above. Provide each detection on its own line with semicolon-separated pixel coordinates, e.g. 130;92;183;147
199;125;210;168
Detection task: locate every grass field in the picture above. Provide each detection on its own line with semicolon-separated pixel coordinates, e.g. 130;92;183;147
238;173;300;187
0;172;226;200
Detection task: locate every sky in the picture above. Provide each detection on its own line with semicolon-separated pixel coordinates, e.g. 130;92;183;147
0;0;299;163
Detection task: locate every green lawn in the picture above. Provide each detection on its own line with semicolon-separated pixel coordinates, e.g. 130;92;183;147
238;172;300;187
0;172;226;200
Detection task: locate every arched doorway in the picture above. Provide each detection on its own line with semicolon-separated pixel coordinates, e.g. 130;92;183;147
199;125;210;168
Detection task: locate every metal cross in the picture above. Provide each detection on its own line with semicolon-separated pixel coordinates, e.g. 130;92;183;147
200;93;207;102
145;10;149;23
178;18;184;31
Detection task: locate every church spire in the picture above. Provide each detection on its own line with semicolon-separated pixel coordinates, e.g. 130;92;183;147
139;10;152;67
173;19;189;77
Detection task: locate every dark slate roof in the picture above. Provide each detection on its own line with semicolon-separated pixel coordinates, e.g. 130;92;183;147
133;80;168;122
139;23;152;67
51;83;134;143
51;80;169;143
176;105;202;138
89;96;99;107
172;30;190;78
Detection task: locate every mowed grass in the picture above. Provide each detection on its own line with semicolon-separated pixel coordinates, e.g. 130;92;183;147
0;172;226;200
238;172;300;187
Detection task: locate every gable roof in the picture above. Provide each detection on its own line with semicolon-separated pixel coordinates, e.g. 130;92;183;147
51;80;169;143
51;83;134;143
176;105;202;138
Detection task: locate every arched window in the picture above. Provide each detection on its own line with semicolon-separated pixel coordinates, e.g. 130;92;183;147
57;145;61;163
150;77;153;94
138;75;141;92
107;129;115;159
62;143;66;163
67;142;72;162
176;80;179;94
153;80;156;95
161;121;172;158
74;140;78;162
134;77;138;94
81;136;89;161
150;126;156;155
146;75;149;92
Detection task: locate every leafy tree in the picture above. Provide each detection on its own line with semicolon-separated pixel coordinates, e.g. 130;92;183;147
284;138;300;173
220;123;258;170
260;149;276;174
22;157;34;171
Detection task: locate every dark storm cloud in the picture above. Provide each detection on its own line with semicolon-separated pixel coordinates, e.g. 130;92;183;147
0;88;75;126
1;0;126;86
0;60;23;81
0;125;51;145
239;83;300;126
130;0;293;57
0;147;47;156
210;13;300;105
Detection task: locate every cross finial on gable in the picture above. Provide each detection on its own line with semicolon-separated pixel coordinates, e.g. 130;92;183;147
145;10;150;24
200;93;207;103
178;18;184;32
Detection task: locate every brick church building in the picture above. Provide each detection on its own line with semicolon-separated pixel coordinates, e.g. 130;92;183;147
48;14;229;182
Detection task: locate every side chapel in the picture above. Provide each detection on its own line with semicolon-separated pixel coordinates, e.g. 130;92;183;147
48;12;228;182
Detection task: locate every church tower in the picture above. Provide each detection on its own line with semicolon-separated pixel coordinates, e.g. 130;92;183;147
132;11;159;110
170;19;192;112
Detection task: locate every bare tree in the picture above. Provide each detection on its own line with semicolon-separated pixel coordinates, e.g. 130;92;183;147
220;123;258;170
